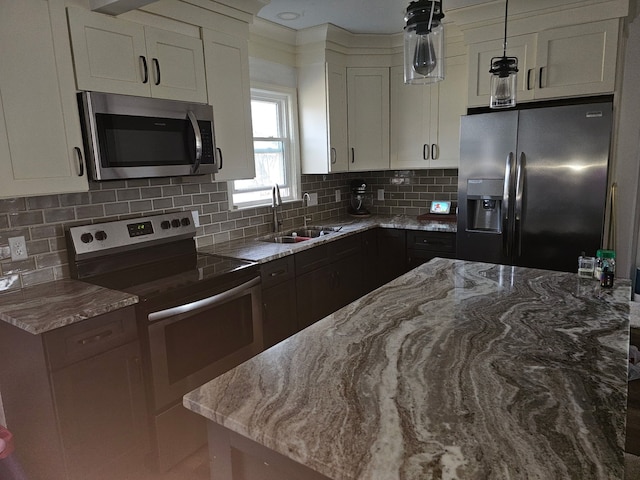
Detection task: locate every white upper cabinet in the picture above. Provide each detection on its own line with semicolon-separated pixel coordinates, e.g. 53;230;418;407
299;63;349;174
435;54;468;168
534;19;619;98
390;65;438;170
202;29;254;180
67;7;207;103
391;54;467;170
347;67;390;172
0;0;88;198
467;19;619;107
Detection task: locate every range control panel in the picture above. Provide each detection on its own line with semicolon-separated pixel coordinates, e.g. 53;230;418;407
68;212;197;260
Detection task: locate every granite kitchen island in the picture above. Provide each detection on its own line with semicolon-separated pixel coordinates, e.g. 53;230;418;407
184;258;631;479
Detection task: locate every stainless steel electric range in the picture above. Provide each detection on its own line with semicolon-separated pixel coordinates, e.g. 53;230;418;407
66;212;263;472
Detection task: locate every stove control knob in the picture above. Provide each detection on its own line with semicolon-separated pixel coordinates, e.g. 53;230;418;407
161;220;171;230
171;219;181;228
181;217;191;226
80;233;94;244
95;230;107;241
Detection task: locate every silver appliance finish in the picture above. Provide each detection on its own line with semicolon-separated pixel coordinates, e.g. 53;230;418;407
79;91;218;180
457;101;612;272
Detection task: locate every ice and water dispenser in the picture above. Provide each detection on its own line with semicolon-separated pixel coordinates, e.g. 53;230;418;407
466;179;503;232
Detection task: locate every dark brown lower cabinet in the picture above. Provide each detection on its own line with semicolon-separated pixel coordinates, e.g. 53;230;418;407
261;256;298;349
406;230;457;269
627;327;640;455
0;307;148;480
296;234;363;330
377;228;408;285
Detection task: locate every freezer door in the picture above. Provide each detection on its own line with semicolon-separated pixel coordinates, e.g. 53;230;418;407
515;102;611;272
457;111;518;264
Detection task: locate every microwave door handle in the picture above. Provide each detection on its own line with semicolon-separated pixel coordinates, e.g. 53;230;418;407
148;276;260;322
187;111;203;174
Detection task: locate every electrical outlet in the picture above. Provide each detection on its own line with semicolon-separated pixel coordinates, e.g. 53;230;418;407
308;192;318;206
377;189;385;201
191;209;200;227
335;190;341;202
9;236;28;261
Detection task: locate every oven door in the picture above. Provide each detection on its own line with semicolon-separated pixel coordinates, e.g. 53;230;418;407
147;275;262;410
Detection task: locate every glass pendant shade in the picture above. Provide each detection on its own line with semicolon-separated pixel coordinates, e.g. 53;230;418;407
489;56;518;108
404;0;445;85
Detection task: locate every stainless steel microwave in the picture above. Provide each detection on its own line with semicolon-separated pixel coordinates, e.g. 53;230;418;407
78;92;219;181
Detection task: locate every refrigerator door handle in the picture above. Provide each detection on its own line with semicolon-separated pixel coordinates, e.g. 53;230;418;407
514;152;525;257
502;152;514;257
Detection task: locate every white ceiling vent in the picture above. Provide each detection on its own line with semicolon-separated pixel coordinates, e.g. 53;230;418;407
90;0;159;15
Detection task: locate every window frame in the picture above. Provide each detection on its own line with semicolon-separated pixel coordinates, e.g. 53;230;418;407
228;83;301;210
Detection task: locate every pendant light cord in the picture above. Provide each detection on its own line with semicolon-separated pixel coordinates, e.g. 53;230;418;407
428;0;435;30
502;0;509;57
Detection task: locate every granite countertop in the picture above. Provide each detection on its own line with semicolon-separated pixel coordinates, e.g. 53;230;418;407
0;279;138;335
184;258;631;479
198;214;457;263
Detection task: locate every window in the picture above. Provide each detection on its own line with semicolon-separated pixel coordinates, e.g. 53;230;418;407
229;85;300;209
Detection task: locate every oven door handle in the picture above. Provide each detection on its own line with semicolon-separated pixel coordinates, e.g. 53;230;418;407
148;276;260;323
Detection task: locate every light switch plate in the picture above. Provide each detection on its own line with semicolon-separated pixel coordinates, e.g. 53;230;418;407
335;190;341;202
377;189;385;201
308;192;318;206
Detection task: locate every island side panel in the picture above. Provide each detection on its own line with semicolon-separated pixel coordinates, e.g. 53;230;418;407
208;422;332;480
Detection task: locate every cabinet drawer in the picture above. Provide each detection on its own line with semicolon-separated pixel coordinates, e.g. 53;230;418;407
328;234;361;260
44;307;137;371
261;256;295;289
295;243;330;276
407;231;455;253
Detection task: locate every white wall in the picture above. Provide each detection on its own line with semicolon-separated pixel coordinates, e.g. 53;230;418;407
613;2;640;283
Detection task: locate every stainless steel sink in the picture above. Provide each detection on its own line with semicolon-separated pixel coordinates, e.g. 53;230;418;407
259;226;341;243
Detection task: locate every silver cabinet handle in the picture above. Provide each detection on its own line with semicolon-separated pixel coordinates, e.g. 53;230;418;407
152;58;160;86
538;66;545;89
148;276;260;322
74;146;84;177
351;147;355;164
78;329;112;345
423;144;429;160
330;147;337;165
431;144;439;160
187;110;203;173
139;56;148;84
526;68;533;90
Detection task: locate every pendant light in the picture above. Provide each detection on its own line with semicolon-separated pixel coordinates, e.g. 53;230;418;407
404;0;445;85
489;0;518;108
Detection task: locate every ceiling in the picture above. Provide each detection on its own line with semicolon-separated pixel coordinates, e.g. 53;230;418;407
255;0;489;35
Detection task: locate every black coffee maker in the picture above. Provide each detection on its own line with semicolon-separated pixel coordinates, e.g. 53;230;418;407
348;179;370;216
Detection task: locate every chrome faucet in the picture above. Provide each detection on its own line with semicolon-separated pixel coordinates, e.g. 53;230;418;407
302;192;312;228
272;184;282;232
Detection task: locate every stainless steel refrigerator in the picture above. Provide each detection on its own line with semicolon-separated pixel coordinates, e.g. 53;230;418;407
456;101;612;273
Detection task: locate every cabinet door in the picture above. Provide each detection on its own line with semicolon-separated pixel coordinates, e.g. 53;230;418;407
390;65;437;169
433;55;467;168
296;265;335;330
51;341;148;480
327;63;349;172
67;7;150;97
535;19;618;99
262;282;298;348
145;26;207;103
347;67;390;171
0;0;88;198
377;229;408;285
467;34;537;108
202;29;254;180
